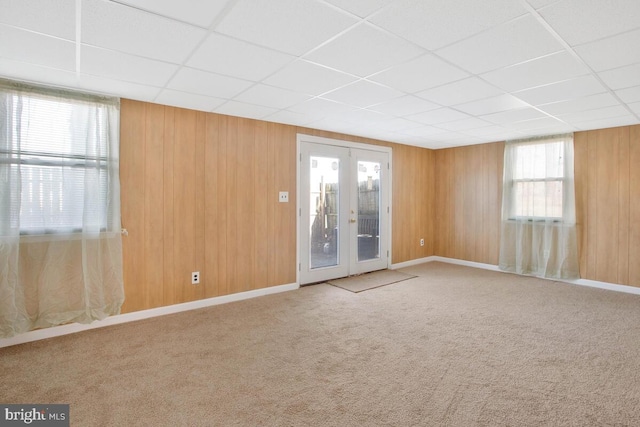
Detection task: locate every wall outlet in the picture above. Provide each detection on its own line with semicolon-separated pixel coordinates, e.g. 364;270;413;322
420;238;425;247
279;191;289;203
192;271;200;285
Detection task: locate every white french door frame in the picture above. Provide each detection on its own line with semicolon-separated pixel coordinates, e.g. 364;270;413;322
296;134;393;285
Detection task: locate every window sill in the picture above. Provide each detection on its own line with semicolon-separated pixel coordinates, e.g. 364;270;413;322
13;231;121;243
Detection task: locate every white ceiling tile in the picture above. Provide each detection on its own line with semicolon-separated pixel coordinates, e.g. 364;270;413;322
416;77;503;106
616;86;640;104
82;0;207;64
537;92;621;115
369;54;469;93
233;84;311;109
503;116;571;132
324;0;394;18
0;24;75;72
435;117;493;132
214;100;279;119
334;108;389;125
287;98;355;118
436;15;563;74
155;89;226;111
264;110;315;126
598;63;640;91
167;67;253;99
481;51;590;92
461;124;516;139
431;132;473;142
480;108;547;125
406;108;470;125
373;117;424;132
370;0;526;50
263;60;357;96
628;102;640;116
398;125;449;138
430;141;473;149
2;0;637;149
557;105;632;124
304;23;424;77
187;33;294;82
321;80;404;108
0;0;75;40
78;74;162;100
575;28;640;72
215;0;357;55
368;95;439;116
525;0;560;9
115;0;231;28
307;118;359;134
455;94;530;116
514;75;608;106
572;115;638;131
0;58;78;89
81;45;179;87
539;0;640;46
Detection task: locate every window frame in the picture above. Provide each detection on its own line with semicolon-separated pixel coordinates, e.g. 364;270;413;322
0;79;119;238
503;136;571;223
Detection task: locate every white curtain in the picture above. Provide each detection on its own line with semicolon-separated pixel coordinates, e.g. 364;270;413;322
0;81;124;338
499;134;580;279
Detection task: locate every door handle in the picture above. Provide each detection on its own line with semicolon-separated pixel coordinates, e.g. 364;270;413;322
350;218;356;223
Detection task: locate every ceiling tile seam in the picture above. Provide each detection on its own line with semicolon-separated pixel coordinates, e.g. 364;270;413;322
108;0;211;30
102;0;240;104
431;10;532;52
295;21;366;59
518;0;640;122
75;0;81;77
569;26;640;51
206;0;241;31
0;22;75;43
149;34;238;103
314;0;378;21
215;60;364;114
210;10;367;115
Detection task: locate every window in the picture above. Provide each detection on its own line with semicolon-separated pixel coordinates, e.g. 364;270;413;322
1;81;119;235
503;136;571;222
499;134;579;279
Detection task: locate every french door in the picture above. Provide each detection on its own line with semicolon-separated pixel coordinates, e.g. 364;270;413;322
299;139;390;285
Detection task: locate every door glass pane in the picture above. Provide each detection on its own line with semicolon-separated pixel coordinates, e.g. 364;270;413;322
357;161;380;261
309;156;339;269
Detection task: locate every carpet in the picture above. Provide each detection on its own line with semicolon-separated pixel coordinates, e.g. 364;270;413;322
327;269;416;293
2;262;640;426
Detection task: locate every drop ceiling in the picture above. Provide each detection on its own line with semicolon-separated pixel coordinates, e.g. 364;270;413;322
1;0;639;149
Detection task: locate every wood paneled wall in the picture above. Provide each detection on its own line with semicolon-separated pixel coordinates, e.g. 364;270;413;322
120;97;639;315
433;125;640;288
120;99;435;313
574;125;640;286
434;142;503;265
120;101;297;312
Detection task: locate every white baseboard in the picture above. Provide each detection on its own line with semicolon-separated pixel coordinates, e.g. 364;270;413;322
0;282;299;349
567;278;640;295
425;256;640;296
428;256;502;272
390;256;437;269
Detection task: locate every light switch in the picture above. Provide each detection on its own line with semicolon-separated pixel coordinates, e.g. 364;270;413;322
279;191;289;203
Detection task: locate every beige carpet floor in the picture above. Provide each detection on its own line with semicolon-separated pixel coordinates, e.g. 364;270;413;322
327;269;416;292
2;262;640;426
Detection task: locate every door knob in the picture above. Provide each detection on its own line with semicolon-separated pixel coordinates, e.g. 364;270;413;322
350;218;356;223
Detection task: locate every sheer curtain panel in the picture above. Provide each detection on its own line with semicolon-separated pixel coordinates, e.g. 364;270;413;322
0;80;124;338
499;134;579;280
